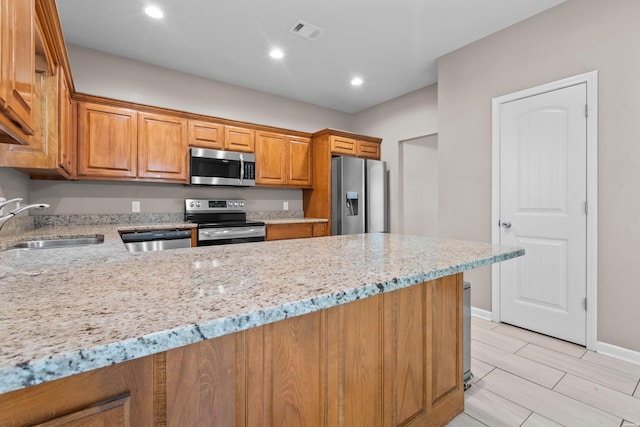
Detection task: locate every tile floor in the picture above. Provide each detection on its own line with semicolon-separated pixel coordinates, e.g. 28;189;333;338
448;317;640;427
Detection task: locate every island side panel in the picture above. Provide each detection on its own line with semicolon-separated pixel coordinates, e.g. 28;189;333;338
246;310;325;427
427;273;464;425
327;294;385;427
165;333;246;426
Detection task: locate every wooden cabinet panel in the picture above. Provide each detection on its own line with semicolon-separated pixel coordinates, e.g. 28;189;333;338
77;102;138;179
427;274;463;409
327;294;384;426
138;112;188;182
330;135;357;156
288;136;312;187
225;125;255;153
266;223;313;241
0;356;155;426
0;0;36;137
33;393;130;426
246;311;324;427
188;119;224;150
357;140;381;160
312;222;327;237
57;66;73;175
256;131;287;185
166;333;245;426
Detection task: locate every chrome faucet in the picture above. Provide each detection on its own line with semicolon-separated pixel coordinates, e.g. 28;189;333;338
0;198;50;231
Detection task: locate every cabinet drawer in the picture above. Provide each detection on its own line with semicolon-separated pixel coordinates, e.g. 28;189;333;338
266;223;313;241
330;136;357;156
225;126;255;153
312;222;328;237
357;140;380;159
188;120;224;150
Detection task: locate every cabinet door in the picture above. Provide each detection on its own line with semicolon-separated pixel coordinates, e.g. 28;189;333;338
225;125;255;152
138;112;188;182
288;136;312;187
188;119;224;150
256;131;287;185
0;0;35;135
329;135;357;156
77;102;138;179
57;67;74;176
0;356;155;426
357;140;380;160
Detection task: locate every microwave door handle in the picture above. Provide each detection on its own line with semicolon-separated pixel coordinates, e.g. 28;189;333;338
239;154;244;184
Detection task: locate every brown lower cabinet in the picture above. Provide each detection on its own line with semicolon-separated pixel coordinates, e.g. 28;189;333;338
0;274;463;426
265;222;328;241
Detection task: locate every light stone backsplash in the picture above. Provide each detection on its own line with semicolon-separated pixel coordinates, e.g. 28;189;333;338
30;211;304;228
0;216;35;237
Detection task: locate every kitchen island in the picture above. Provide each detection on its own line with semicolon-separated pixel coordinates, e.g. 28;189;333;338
0;228;522;426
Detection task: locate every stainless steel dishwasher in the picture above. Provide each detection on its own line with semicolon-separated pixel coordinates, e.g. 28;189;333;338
120;229;192;252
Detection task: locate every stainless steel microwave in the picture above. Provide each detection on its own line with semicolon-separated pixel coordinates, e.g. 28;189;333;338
189;147;256;187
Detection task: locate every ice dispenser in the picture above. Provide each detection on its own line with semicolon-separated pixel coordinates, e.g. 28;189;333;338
346;191;359;216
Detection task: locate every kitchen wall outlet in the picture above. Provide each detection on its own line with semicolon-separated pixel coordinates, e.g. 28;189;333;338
132;201;141;213
283;201;289;211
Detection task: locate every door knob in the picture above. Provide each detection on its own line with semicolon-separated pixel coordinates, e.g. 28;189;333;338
500;221;512;229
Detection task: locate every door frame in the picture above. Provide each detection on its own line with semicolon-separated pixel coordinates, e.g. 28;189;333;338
491;71;598;350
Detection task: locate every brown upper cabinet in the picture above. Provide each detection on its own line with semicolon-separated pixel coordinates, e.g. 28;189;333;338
0;2;74;180
329;133;381;160
256;131;312;188
329;135;357;156
303;129;382;232
77;102;138;180
77;102;189;184
225;125;255;153
188;119;224;150
138;112;188;182
0;0;36;145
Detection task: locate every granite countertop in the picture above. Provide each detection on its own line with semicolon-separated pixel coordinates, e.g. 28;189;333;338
0;225;523;395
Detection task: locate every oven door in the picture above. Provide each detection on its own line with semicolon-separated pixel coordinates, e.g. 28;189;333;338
198;225;265;246
190;147;256;186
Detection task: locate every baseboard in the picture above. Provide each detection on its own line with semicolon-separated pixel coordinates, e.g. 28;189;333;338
596;341;640;366
471;307;492;321
469;309;640;366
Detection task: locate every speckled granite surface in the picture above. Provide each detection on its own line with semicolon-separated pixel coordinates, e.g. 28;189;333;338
0;225;522;394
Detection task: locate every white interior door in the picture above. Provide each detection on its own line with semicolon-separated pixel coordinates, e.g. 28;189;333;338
499;83;587;345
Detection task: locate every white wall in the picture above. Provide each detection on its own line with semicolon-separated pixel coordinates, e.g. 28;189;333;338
352;85;438;232
0;168;31;203
438;0;640;351
28;45;356;216
67;45;350;134
399;135;438;236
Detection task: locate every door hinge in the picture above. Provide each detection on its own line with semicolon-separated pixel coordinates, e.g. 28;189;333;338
584;201;589;215
585;104;588;118
583;298;587;311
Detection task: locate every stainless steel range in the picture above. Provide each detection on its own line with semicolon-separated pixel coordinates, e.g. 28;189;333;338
184;199;265;246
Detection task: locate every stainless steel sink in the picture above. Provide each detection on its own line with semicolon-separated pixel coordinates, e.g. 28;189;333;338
2;235;105;251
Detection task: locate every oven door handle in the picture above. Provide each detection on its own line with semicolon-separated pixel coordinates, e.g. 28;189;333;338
200;227;265;240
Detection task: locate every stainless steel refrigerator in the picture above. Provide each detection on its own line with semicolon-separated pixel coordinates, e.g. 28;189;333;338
331;156;388;235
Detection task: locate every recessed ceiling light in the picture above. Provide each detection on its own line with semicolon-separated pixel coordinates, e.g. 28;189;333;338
144;5;164;19
269;49;284;59
351;77;364;86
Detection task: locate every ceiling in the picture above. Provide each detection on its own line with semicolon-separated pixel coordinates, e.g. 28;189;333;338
55;0;566;114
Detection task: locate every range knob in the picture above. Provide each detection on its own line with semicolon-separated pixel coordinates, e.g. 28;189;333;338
233;202;239;207
190;201;195;207
196;202;201;208
239;201;245;207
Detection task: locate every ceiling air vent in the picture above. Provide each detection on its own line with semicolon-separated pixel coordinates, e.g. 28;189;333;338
290;21;325;41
